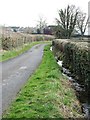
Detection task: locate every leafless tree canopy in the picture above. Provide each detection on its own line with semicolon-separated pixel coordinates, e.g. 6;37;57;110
77;10;89;38
36;16;47;34
55;5;78;39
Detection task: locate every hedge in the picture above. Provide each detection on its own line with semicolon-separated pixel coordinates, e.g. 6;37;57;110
1;32;54;50
52;39;90;103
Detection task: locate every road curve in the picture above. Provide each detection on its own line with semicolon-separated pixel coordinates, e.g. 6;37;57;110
1;44;46;113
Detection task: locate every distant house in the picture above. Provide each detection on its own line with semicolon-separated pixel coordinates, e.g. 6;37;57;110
31;27;37;34
43;25;56;35
9;26;20;32
18;27;37;34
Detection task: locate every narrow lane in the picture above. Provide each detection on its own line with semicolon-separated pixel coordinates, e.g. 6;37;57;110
1;44;46;113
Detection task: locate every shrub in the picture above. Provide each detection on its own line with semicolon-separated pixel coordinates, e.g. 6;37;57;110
1;31;54;50
52;39;90;104
52;39;90;85
2;37;12;50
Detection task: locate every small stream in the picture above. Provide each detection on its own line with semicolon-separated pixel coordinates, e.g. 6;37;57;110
57;59;90;119
50;46;90;119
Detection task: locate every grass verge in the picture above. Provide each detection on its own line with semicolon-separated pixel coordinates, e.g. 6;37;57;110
3;45;84;118
0;41;51;62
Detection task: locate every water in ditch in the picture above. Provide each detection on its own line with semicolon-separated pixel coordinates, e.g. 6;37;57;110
50;46;90;119
57;59;90;119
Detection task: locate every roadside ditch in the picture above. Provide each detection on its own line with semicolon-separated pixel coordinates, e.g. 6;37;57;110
50;46;90;120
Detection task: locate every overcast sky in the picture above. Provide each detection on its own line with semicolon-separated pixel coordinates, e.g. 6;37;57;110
0;0;89;27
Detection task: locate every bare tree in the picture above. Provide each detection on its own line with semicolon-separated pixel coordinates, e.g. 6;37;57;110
55;5;78;39
77;11;89;39
36;16;47;34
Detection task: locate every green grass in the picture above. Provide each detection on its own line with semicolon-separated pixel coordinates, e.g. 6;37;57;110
0;41;51;62
3;45;84;119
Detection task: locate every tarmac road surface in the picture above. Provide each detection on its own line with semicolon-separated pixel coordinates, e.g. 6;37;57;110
1;44;46;114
